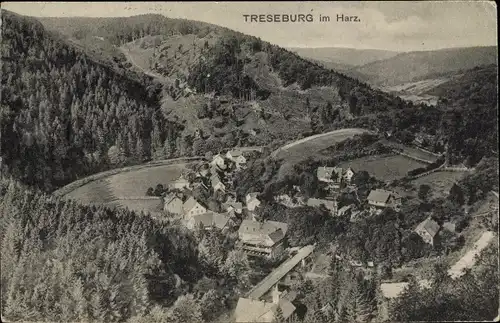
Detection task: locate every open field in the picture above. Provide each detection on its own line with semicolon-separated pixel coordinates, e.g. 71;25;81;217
272;128;370;163
412;171;467;199
338;154;427;181
62;161;193;214
380;139;441;163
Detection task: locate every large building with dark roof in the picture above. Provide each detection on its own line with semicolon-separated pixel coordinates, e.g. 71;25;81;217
238;220;288;258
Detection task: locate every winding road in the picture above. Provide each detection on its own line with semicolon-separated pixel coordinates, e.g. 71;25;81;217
271;128;371;163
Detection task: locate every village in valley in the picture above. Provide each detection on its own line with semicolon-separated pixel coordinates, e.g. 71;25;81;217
139;137;491;322
2;3;497;323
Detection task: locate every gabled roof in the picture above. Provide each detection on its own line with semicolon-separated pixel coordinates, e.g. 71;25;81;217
238;220;288;245
191;212;231;230
183;196;205;213
223;202;243;210
228;149;243;157
213;212;231;229
415;217;440;238
367;189;393;204
338;204;353;214
246;192;260;200
164;193;182;205
234;298;296;323
211;174;224;187
191;213;214;228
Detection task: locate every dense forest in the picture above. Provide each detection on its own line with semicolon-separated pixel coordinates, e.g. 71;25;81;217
36;13;498;169
345;65;498;166
187;33;410;116
40;14;222;47
1;11;185;192
0;179;251;323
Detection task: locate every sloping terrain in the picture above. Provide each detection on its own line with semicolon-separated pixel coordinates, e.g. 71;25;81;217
18;12;499;171
287;47;399;67
353;46;498;86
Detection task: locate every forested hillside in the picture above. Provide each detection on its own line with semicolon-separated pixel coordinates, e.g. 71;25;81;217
354;46;498;86
1;11;184;192
0;179;249;323
345;64;498;166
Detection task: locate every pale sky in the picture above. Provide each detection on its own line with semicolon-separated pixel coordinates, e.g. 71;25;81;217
2;1;497;51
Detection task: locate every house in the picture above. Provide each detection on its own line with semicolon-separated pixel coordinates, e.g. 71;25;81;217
413;135;425;147
316;166;342;183
275;194;304;208
306;198;338;214
343;167;355;183
186;211;231;231
367;189;400;209
338;204;353;217
223;202;243;214
234;287;296;323
196;165;210;178
210;154;226;170
163;194;184;215
443;221;456;233
182;196;207;219
211;174;226;192
226;150;247;168
238;220;288;258
170;174;190;190
349;210;363;223
246;192;261;211
415;217;440;246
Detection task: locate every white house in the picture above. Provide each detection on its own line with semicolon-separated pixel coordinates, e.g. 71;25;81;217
415;217;440;246
211;174;226;192
223;202;243;214
343;167;355;183
246;192;261;211
182;196;207;219
367;189;401;209
238;220;288;258
317;166;355;186
163;194;184;215
226;150;247;168
210;154;226;170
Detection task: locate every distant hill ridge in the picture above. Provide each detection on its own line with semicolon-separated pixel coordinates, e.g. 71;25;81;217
352;45;498;86
287;46;399;67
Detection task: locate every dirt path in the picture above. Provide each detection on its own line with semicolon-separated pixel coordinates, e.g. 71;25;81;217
448;231;495;279
271;128;369;157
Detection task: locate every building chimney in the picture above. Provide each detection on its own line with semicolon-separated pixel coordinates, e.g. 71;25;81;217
272;284;281;304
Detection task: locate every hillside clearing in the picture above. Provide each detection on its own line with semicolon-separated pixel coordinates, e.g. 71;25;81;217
412;171;467;199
